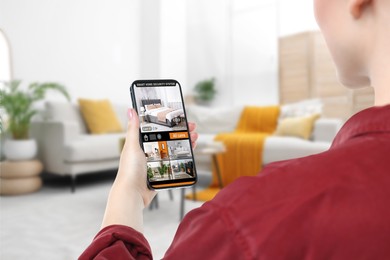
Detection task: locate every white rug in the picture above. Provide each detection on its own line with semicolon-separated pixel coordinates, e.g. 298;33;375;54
0;175;204;260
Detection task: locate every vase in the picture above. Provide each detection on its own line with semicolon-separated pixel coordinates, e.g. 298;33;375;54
3;139;38;161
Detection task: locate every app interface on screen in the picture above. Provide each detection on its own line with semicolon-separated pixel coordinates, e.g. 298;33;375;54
133;82;195;183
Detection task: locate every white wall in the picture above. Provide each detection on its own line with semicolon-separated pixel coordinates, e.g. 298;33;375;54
278;0;319;36
0;0;140;106
160;0;187;93
139;0;160;79
0;0;319;107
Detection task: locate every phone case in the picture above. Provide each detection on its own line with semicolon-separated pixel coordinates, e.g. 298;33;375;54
130;79;197;190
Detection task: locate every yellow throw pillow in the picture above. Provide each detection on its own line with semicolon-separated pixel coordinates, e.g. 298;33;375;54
78;99;123;134
274;114;320;140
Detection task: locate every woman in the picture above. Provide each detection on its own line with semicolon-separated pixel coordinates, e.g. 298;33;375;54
81;0;390;258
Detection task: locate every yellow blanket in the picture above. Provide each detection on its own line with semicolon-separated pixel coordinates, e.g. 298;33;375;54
188;106;280;201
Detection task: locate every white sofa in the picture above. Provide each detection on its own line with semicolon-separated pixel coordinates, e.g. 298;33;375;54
30;101;343;192
185;105;343;173
31;102;128;192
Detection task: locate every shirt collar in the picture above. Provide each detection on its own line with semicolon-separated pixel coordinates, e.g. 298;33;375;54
331;104;390;148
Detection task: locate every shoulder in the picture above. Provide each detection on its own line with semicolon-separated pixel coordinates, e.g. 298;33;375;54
177;132;390;258
200;141;390;258
217;133;389;212
213;134;390;208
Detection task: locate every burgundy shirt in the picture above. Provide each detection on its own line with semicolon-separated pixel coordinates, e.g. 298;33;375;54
80;104;390;260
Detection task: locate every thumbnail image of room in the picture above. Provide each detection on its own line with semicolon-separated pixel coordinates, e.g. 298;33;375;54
167;140;192;160
134;85;187;133
144;140;195;181
143;141;169;162
147;161;173;181
147;160;194;181
171;159;195;178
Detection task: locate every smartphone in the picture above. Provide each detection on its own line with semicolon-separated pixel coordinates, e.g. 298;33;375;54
130;79;197;190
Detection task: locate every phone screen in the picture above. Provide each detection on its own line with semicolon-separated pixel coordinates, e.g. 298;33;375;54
130;79;197;190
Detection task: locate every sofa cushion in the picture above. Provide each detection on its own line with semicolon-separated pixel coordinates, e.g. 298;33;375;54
195;133;330;167
78;99;123;134
312;118;343;142
263;136;330;165
64;133;126;163
45;101;88;134
186;105;243;134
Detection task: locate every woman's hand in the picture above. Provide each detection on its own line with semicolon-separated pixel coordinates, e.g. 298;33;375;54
102;109;198;231
116;109;199;207
101;109;152;231
115;108;157;207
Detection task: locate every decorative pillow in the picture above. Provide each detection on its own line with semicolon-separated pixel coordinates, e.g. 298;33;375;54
153;103;162;108
145;104;156;111
274;114;321;140
78;99;123;134
279;99;323;120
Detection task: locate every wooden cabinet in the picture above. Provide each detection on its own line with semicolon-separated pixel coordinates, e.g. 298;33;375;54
279;31;374;120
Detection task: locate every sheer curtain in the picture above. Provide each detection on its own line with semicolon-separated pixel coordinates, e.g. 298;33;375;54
186;0;279;107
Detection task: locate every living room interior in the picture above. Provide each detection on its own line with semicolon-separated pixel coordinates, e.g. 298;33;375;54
0;0;375;259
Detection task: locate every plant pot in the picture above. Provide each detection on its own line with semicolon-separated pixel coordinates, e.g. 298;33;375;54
4;139;38;161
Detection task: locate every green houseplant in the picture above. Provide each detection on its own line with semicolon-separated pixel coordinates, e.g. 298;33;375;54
147;165;154;179
0;80;70;160
157;164;165;179
194;78;216;104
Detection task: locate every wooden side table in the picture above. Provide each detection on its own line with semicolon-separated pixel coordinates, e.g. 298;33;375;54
180;141;226;220
0;160;43;195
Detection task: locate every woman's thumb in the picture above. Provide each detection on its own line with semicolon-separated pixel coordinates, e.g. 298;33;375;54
125;109;141;149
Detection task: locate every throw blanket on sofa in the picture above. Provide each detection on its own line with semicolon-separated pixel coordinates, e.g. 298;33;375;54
188;106;280;201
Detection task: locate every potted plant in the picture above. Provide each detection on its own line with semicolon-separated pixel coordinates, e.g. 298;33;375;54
0;80;70;160
157;164;165;179
147;165;154;179
194;78;216;105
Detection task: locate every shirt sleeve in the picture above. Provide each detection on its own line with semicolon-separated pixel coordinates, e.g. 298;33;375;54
79;225;152;260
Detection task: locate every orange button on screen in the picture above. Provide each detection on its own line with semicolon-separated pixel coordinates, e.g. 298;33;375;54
169;132;189;139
